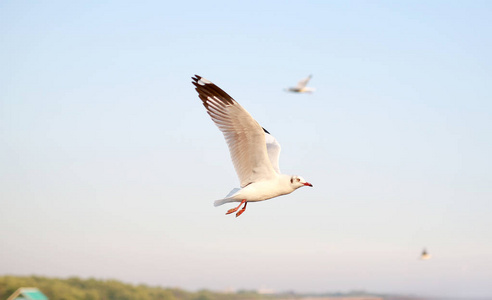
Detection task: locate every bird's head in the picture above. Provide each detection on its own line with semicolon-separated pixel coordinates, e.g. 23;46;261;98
290;175;313;189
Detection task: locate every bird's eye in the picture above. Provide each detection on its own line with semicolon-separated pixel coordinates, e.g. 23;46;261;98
296;178;300;182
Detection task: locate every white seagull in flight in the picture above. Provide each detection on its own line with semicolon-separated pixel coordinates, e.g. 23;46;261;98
286;75;315;93
192;75;313;217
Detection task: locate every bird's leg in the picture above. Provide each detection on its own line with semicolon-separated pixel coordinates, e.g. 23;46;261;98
236;201;247;217
226;199;246;215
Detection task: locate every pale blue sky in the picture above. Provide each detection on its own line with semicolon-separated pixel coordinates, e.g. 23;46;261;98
1;0;491;298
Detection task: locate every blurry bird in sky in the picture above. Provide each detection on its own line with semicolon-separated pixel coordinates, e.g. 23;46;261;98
192;75;313;217
286;75;316;93
420;248;432;260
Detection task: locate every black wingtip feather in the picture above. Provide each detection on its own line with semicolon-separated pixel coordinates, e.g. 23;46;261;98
191;75;235;107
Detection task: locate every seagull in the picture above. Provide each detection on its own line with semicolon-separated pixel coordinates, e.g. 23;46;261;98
286;75;315;93
420;248;431;260
192;75;313;217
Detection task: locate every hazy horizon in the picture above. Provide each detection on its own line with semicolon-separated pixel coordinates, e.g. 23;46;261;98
1;1;491;298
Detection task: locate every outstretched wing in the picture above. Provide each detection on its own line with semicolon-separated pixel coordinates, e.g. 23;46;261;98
263;127;281;174
192;75;278;187
296;75;312;89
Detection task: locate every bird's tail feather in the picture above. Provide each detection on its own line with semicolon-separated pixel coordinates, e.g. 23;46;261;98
214;188;241;207
214;198;235;207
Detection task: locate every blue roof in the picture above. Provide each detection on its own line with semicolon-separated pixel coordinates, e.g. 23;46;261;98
22;290;48;300
10;288;48;300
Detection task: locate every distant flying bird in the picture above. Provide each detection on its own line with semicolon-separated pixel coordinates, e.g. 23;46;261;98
420;248;432;260
286;75;316;93
192;75;313;217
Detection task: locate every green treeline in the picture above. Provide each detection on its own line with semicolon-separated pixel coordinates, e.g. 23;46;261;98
0;276;273;300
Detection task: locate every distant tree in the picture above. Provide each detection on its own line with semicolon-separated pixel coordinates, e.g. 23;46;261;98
0;276;283;300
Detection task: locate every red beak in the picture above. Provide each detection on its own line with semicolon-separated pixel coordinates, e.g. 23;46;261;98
304;182;313;187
